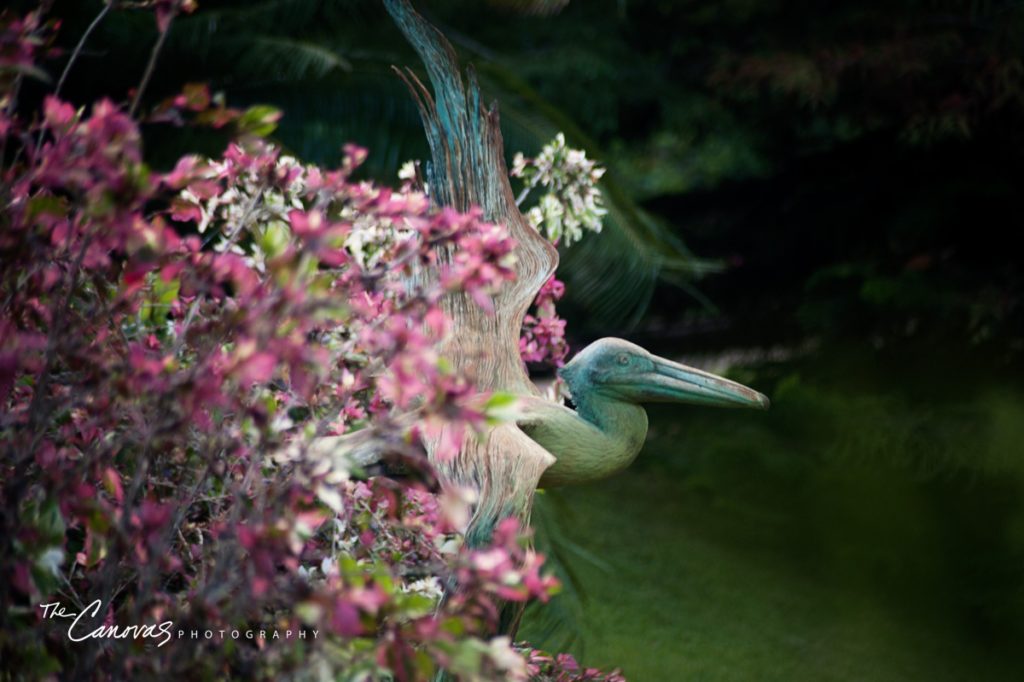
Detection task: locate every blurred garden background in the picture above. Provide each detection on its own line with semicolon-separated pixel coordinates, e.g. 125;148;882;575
33;0;1024;679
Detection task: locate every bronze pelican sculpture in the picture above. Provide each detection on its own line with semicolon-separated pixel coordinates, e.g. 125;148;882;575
297;2;774;648
303;2;772;555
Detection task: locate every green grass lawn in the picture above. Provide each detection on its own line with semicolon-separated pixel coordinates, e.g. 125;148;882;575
520;360;1024;681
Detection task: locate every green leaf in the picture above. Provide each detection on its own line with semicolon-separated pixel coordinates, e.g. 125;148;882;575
37;499;66;544
259;221;291;259
238;105;283;138
484;391;521;425
485;391;518;409
0;62;52;84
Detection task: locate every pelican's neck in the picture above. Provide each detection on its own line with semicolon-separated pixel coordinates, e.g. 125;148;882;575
571;388;640;431
562;384;649;476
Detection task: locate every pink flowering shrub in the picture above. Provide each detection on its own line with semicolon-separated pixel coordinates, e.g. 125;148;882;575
0;5;624;680
520;275;569;367
521;649;627;682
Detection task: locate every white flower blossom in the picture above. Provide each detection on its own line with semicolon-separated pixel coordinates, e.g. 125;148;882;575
398;160;417;181
402;576;444;602
510;133;606;246
178;145;421;271
488;636;529;681
37;547;64;577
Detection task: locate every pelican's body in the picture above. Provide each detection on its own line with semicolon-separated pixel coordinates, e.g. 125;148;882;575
519;396;647;487
517;338;769;487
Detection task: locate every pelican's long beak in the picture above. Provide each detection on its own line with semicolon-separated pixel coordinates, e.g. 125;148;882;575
637;356;770;409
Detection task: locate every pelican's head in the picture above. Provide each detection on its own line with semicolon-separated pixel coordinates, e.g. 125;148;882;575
558;338;770;410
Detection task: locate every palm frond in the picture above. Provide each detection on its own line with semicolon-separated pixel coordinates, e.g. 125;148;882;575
231;72;428;177
521;491;611;656
476;63;720;326
228;35;353;81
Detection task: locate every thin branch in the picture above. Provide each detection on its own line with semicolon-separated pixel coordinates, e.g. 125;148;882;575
515;186;531;207
201;184;266;250
128;10;176;118
55;2;113;98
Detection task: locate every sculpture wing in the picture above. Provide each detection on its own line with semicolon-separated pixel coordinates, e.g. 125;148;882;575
384;0;559;398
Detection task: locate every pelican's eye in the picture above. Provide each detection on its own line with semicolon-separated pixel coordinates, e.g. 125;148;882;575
616;354;630;366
